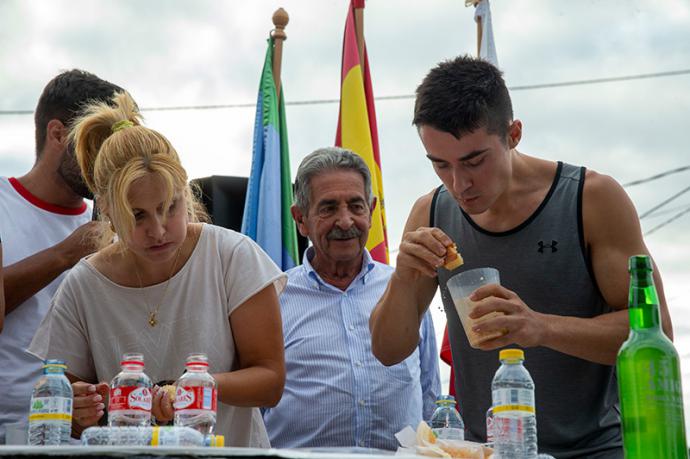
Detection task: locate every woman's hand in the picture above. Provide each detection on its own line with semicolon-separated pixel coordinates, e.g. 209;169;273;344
151;385;175;424
72;381;108;429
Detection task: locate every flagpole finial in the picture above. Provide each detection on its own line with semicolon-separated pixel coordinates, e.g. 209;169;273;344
272;8;289;41
271;8;289;102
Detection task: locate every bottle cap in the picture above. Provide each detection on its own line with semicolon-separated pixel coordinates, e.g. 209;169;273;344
207;435;225;447
499;349;524;361
186;353;209;368
121;352;145;367
434;394;457;405
628;255;652;273
44;359;67;370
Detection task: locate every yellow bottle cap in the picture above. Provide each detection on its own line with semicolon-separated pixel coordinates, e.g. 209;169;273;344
499;349;524;361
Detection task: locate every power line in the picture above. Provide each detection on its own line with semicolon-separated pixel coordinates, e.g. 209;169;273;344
1;68;689;116
623;165;690;187
642;202;690;219
639;186;690;219
645;206;690;236
509;69;690;91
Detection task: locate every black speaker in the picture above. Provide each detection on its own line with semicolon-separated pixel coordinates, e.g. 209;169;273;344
191;175;308;260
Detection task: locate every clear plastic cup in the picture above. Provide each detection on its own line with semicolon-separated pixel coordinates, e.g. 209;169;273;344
447;267;504;348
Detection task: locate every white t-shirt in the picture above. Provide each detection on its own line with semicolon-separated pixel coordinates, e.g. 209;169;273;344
29;223;286;447
0;176;91;442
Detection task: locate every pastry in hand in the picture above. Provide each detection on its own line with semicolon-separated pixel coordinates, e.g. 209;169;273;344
161;384;177;400
443;243;464;270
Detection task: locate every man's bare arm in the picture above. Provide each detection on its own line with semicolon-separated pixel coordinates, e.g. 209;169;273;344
4;221;104;313
370;192;449;366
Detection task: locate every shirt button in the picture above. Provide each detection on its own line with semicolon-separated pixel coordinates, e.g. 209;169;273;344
359;399;366;406
356;361;363;367
349;325;355;331
359;441;365;447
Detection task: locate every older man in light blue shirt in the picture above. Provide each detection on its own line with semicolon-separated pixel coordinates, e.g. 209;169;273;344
263;147;440;450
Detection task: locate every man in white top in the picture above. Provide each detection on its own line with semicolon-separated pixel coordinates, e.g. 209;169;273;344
0;69;124;443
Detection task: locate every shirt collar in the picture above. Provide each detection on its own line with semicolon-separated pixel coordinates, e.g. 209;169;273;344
301;246;376;291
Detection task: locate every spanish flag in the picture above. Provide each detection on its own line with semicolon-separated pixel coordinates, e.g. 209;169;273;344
335;0;389;263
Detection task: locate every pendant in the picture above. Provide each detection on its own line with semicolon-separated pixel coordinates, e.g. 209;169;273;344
148;311;157;327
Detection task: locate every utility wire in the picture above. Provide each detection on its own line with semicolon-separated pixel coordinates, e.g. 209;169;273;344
623;165;690;187
639;186;690;219
645;206;690;236
643;202;690;219
1;68;689;116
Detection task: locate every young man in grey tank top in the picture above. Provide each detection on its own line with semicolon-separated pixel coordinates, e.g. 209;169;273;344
369;56;674;459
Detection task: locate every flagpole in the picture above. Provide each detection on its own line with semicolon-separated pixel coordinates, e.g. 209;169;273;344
353;0;366;75
476;9;483;57
470;0;482;57
272;8;289;104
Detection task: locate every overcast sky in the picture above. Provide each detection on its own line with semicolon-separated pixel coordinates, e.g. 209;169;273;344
2;0;690;429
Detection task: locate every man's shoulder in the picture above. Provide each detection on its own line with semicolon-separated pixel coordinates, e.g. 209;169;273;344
371;260;394;277
284;263;307;280
281;264;313;296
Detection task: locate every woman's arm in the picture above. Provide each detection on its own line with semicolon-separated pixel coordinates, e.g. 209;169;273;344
214;284;285;407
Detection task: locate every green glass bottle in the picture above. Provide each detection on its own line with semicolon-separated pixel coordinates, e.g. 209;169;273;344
617;255;687;458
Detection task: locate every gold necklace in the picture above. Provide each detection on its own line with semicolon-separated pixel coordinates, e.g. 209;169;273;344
133;247;182;327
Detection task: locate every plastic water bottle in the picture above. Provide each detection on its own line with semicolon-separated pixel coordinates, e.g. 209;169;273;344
109;353;152;427
491;349;538;459
81;426;224;446
28;360;73;445
174;353;217;436
485;406;494;446
429;395;465;440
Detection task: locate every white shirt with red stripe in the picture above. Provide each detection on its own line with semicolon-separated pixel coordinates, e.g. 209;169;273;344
0;176;91;442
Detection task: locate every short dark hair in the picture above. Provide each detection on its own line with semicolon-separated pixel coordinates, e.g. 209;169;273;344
34;69;123;157
413;55;513;140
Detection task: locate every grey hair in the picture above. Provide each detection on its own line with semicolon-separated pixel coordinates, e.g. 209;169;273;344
294;147;373;212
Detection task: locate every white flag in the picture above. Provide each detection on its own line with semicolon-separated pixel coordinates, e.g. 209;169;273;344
475;0;499;67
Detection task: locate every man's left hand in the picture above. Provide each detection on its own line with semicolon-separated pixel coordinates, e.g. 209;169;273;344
468;284;548;350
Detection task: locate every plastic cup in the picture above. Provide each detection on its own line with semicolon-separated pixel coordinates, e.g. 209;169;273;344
4;421;28;445
447;267;504;348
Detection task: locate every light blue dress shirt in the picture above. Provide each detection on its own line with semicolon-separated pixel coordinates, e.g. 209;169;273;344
263;248;440;450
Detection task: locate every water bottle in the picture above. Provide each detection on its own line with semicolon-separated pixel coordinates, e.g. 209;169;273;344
429;395;465;440
174;353;217;436
109;353;152;427
81;426;224;446
485;406;494;446
28;360;73;445
491;349;538;459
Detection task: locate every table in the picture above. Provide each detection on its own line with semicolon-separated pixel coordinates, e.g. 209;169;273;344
0;446;412;459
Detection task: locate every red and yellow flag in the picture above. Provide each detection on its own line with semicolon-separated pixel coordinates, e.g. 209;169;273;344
335;0;389;263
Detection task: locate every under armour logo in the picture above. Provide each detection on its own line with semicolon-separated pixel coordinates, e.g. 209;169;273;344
537;240;558;253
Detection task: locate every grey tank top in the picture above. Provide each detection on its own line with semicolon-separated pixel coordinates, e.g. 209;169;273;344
433;162;622;458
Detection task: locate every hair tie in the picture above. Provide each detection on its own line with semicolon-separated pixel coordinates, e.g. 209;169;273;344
112;120;134;133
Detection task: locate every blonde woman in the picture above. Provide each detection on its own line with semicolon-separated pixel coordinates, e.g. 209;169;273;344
29;93;286;446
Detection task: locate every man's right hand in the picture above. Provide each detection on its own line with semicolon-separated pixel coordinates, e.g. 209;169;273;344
370;192;442;366
55;221;107;268
3;221;107;314
72;381;108;429
395;226;455;280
